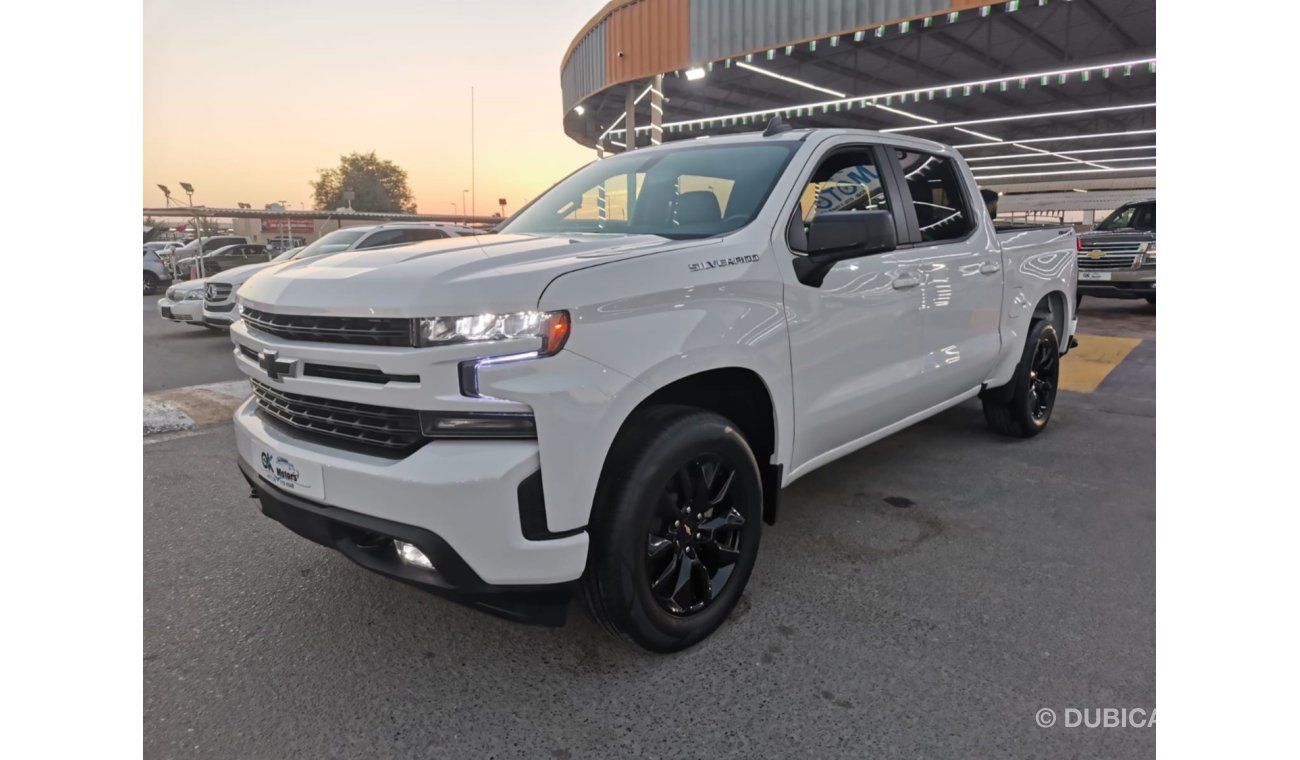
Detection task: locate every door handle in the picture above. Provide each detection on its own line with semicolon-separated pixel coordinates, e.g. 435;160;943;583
979;261;1001;275
892;273;920;290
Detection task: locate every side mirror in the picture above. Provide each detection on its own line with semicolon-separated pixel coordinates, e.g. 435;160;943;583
793;210;897;287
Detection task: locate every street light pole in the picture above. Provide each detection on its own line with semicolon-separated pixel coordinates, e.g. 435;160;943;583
461;190;468;220
179;182;204;280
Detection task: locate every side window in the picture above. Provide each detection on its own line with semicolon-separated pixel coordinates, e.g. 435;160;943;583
895;150;973;243
356;230;406;249
788;147;889;252
797;148;889;225
402;229;447;243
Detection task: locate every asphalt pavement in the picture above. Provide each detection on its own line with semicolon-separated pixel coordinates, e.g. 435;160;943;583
143;293;243;393
143;297;1156;758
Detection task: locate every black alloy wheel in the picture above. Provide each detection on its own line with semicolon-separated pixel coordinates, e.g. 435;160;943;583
1027;333;1058;423
981;319;1060;438
581;405;763;652
645;455;746;615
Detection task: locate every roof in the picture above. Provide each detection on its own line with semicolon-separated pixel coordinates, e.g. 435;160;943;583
563;0;1155;193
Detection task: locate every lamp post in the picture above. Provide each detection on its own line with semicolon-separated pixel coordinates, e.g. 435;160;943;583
179;182;205;279
462;190;468;220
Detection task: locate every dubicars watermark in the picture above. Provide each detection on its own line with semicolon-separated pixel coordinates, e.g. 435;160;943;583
1036;707;1156;729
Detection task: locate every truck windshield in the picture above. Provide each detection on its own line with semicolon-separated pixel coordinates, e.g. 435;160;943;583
499;142;799;239
1096;202;1155;232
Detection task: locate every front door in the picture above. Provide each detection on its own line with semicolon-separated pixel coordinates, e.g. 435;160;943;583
776;142;931;473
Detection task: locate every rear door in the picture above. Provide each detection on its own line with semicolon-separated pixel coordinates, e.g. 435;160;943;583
887;147;1005;404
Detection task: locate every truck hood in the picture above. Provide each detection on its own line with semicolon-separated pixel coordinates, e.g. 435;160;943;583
1078;230;1155;245
237;233;718;317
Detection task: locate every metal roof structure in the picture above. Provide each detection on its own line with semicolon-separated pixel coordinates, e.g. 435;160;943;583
141;207;501;226
561;0;1155;192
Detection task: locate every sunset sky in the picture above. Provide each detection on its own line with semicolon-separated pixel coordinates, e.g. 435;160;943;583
143;0;601;216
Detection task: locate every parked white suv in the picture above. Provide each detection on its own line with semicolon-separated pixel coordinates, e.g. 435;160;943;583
202;223;480;328
231;126;1077;651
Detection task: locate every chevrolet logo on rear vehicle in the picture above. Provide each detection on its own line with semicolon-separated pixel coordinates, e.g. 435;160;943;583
257;349;299;381
1088;250;1106;259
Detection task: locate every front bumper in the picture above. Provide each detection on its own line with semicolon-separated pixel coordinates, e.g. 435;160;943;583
239;457;576;626
157;296;204;322
203;301;238;327
1077;266;1155;298
232;397;589;601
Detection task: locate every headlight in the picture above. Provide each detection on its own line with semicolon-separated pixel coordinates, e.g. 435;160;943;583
1142;242;1156;261
184;289;205;301
165;287;178;300
417;310;570;355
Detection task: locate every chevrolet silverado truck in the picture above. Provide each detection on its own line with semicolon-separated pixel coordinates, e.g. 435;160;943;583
1076;198;1155;305
230;124;1077;652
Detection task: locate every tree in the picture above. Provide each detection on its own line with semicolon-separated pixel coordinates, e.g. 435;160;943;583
311;151;417;213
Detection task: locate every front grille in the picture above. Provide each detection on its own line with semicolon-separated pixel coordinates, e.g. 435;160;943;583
206;283;234;303
242;308;414;347
251;379;424;452
238;345;418;384
1078;254;1139;270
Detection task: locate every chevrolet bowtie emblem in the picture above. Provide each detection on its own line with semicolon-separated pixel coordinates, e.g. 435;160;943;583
257;349;299;381
1088;250;1105;259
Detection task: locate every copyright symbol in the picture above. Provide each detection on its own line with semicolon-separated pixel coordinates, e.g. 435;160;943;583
1036;708;1057;728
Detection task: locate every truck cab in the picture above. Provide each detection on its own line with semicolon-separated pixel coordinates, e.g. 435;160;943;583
229;126;1076;652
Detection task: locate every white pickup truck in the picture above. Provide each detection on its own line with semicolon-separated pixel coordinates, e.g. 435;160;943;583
231;125;1077;652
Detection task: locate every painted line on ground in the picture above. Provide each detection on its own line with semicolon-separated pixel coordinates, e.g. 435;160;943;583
1060;334;1143;393
144;379;249;436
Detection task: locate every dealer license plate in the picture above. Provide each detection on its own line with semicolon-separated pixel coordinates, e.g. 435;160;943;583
1079;272;1112;281
255;445;325;499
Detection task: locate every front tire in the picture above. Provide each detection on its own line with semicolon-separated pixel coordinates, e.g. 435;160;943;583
581;405;763;652
143;272;160;295
982;320;1060;438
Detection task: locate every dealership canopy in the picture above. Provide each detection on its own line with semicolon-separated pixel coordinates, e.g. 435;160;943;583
561;0;1155;193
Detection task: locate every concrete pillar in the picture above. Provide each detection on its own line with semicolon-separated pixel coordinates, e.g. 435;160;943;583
649;74;664;146
1082;209;1095;226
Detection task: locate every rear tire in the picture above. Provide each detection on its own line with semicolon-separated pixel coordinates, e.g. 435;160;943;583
982;320;1060;438
581;405;763;653
143;272;160;295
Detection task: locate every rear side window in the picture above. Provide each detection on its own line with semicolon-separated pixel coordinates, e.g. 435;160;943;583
401;229;448;243
357;230;407;249
896;150;973;243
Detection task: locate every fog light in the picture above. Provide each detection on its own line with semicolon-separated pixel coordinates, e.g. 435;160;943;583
394;540;435;570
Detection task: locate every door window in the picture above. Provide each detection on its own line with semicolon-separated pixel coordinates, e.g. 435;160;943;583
788;147;890;251
401;228;448;243
357;230;407;249
895;150;973;243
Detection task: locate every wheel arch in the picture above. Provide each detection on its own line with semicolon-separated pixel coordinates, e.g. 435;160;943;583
603;367;783;525
1033;289;1069;341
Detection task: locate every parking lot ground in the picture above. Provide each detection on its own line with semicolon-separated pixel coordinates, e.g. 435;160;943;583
144;299;1155;758
144;293;243;393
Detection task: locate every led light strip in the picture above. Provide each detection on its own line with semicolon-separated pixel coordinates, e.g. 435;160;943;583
597;83;659;142
953;129;1157;148
963;145;1157;161
735;61;848;98
608;57;1156;136
976;165;1156;180
970;156;1159;172
882;103;1155;133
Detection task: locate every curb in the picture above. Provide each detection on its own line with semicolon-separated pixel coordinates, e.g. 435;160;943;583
144;380;250;436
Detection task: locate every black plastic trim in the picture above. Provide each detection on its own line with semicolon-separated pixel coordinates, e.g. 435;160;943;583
239;458;577;626
516;469;585;541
